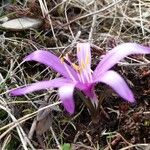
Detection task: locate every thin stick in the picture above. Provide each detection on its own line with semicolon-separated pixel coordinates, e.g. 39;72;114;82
138;0;145;36
0;105;35;150
120;144;149;150
50;126;62;150
28;119;37;140
88;1;97;41
62;0;122;27
38;0;58;45
0;102;61;132
64;2;75;40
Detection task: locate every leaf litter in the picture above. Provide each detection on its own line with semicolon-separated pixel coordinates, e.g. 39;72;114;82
0;0;150;149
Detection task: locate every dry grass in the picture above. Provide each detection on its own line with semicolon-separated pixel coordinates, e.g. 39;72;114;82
0;0;150;149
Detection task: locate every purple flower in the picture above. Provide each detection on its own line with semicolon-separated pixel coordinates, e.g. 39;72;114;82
10;43;150;114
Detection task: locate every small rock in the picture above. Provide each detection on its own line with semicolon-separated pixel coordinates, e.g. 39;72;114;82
0;16;9;23
1;17;42;31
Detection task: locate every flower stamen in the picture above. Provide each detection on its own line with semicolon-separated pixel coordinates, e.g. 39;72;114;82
61;57;76;82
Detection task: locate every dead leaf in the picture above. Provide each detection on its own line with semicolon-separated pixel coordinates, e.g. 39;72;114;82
36;104;52;135
36;114;52;135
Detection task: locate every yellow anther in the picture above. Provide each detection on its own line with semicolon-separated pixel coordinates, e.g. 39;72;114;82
81;60;86;70
72;63;80;71
81;62;85;69
77;47;80;52
60;57;65;63
85;54;89;65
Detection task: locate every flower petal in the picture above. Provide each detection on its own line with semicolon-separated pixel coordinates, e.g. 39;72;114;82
95;70;135;102
58;84;75;114
77;43;92;82
77;43;91;69
76;83;98;106
76;83;95;98
10;78;72;96
24;50;78;80
93;43;150;78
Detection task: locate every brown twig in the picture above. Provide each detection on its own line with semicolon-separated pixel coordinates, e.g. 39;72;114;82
62;0;122;27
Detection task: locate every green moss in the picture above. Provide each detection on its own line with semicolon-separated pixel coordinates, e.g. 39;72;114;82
62;143;72;150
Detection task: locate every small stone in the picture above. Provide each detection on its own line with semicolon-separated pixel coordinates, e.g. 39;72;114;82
1;17;42;31
0;16;9;23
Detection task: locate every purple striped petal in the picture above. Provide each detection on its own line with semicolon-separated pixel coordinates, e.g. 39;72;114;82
77;43;92;82
77;43;91;69
93;43;150;79
58;84;75;114
24;50;78;80
10;78;71;96
95;70;135;102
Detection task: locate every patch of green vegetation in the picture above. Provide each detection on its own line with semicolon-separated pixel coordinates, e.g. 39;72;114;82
61;143;72;150
144;120;150;127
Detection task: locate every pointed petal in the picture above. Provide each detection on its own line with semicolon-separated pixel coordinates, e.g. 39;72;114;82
77;43;91;69
95;70;135;102
24;50;78;80
93;43;150;78
58;84;75;114
77;43;92;82
10;78;71;96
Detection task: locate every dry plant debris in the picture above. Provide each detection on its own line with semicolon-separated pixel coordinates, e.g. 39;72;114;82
0;0;150;149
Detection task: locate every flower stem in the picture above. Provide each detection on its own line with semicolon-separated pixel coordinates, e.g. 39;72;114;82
76;89;100;123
